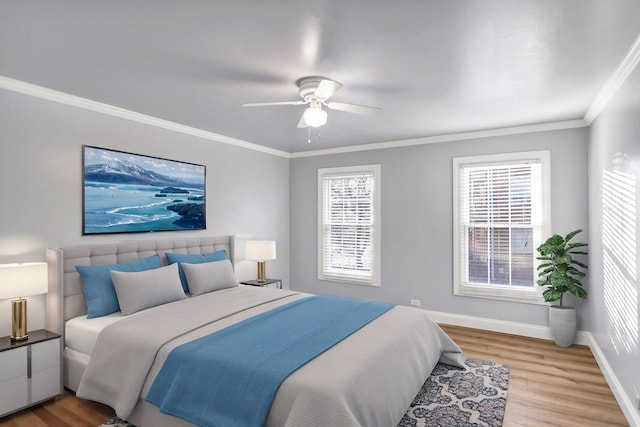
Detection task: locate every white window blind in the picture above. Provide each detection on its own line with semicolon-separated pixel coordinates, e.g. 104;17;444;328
453;151;550;304
318;165;380;285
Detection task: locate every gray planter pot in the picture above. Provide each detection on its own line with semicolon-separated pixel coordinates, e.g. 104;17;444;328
549;306;577;347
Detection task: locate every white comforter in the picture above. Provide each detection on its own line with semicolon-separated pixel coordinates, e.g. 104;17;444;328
77;286;464;427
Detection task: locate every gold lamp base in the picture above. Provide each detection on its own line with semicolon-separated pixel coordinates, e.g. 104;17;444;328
256;261;266;283
11;298;28;341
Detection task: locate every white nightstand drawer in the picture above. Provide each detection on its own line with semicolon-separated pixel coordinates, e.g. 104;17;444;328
0;375;28;416
31;338;60;372
0;347;27;381
32;365;61;403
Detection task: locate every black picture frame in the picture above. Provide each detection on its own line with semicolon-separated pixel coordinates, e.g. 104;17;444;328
82;145;206;235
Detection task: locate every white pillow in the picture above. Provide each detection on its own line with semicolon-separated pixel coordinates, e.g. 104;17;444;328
110;263;186;315
182;259;238;296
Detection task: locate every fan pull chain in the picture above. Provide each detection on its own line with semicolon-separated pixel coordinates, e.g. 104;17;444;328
307;128;321;144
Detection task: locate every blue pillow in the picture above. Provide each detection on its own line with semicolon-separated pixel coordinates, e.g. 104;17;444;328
76;254;162;318
165;250;228;292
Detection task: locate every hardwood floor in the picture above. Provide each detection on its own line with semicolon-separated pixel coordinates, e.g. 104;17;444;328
0;325;628;427
441;324;628;427
0;390;114;427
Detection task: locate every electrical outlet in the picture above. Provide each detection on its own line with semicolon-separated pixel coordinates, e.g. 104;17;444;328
410;299;421;306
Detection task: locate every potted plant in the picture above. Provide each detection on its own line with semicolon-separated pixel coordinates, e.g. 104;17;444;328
536;229;588;347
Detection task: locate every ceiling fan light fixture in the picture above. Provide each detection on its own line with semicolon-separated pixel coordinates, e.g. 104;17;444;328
243;77;381;133
303;106;328;127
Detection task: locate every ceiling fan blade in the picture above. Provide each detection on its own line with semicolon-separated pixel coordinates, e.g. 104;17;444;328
314;79;343;100
326;102;382;116
297;112;309;128
242;101;305;107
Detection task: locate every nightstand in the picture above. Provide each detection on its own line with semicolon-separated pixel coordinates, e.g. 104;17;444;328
240;279;283;289
0;329;62;418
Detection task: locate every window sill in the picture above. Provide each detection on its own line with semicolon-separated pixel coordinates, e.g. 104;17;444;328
454;283;547;305
318;274;380;287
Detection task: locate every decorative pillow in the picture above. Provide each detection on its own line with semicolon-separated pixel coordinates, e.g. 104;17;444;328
110;263;186;316
182;259;238;296
76;254;162;318
165;250;228;292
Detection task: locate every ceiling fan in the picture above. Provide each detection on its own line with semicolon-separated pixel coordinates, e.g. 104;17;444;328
242;76;382;128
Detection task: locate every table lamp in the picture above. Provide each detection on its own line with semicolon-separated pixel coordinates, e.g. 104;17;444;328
245;241;276;283
0;262;48;341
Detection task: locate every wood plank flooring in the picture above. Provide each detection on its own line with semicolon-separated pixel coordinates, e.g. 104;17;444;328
0;325;628;427
441;324;628;427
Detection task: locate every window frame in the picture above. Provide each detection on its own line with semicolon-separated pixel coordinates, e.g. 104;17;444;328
452;151;551;304
317;164;381;286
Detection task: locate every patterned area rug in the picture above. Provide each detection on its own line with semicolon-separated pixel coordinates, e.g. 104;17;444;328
101;358;508;427
100;418;135;427
399;358;509;427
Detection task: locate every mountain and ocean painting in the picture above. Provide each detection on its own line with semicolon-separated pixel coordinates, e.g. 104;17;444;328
83;146;206;234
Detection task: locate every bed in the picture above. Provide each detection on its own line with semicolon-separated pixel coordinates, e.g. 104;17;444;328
45;235;464;427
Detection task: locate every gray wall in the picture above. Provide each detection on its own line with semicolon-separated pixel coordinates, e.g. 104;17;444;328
588;64;640;412
0;89;290;337
290;127;589;327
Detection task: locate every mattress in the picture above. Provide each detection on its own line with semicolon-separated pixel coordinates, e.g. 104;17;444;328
65;312;125;356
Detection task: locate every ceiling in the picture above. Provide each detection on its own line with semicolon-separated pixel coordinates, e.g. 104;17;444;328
2;1;640;154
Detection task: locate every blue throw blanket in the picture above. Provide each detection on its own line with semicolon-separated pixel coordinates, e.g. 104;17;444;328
145;295;394;427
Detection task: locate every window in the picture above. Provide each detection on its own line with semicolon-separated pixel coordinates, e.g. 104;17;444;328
318;165;381;286
453;151;550;304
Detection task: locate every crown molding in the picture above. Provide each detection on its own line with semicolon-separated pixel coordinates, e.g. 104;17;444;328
289;119;586;158
0;75;601;160
584;32;640;125
0;75;290;159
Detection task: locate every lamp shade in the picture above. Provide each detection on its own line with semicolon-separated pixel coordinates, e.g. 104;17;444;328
0;262;48;299
245;241;276;261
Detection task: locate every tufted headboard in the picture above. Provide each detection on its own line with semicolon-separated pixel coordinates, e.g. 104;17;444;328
45;235;235;340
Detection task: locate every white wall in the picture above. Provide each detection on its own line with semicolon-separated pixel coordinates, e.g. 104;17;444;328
588;61;640;417
290;127;589;326
0;89;290;337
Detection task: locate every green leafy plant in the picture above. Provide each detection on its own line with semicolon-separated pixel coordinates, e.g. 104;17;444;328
536;229;588;308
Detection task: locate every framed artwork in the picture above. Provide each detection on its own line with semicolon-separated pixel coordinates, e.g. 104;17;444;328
82;145;206;235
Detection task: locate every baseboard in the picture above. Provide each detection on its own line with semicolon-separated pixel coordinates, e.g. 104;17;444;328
425;309;591;344
427;309;639;427
586;332;640;427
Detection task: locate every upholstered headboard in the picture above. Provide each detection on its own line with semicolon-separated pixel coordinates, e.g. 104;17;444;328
45;235;235;339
